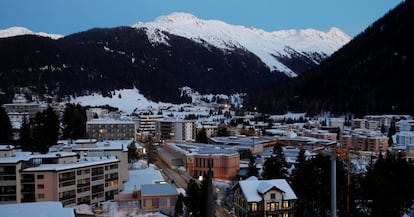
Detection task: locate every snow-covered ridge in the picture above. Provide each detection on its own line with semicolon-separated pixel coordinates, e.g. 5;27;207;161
132;12;351;76
0;27;64;40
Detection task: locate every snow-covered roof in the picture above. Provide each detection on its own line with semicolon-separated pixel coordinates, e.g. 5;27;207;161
0;145;14;150
237;178;297;202
60;139;132;151
0;151;77;164
87;118;134;124
121;167;164;194
22;157;119;172
141;183;178;196
0;201;75;217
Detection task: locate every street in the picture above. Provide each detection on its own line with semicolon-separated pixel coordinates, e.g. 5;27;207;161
154;157;234;217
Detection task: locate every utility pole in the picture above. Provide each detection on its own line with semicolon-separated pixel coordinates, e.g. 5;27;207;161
331;154;337;217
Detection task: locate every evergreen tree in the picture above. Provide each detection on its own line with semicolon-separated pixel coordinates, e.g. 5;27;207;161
127;141;138;163
0;106;12;144
262;144;287;179
196;128;208;143
62;103;87;139
387;118;396;145
42;106;59;148
174;193;185;217
32;112;48;153
247;151;258;177
186;179;201;216
19;116;32;151
361;152;414;217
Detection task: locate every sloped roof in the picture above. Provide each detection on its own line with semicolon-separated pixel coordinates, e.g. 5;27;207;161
237;178;297;202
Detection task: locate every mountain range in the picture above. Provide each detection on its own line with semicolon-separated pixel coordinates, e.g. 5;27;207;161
0;13;349;105
244;1;414;116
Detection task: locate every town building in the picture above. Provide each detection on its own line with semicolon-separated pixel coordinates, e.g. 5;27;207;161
140;184;178;214
136;114;163;139
86;118;136;141
156;119;196;142
60;139;132;184
233;177;297;217
0;145;121;207
396;131;414;145
0;201;76;217
162;143;240;180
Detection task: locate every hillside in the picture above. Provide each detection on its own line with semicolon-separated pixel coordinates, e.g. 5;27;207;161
244;1;414;116
0;14;349;105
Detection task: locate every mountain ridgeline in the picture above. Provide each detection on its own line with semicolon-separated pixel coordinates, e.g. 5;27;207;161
244;1;414;116
0;14;349;105
0;27;278;104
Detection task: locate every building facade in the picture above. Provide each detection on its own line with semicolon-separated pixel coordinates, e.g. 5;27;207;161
0;146;121;207
86;119;136;141
156;119;196;142
233;177;297;217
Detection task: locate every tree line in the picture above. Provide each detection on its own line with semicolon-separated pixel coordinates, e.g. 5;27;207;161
242;144;414;217
0;103;87;153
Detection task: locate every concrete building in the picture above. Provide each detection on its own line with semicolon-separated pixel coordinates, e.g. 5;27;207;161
352;119;367;129
233;177;297;217
396;131;414;145
86;118;136;141
136;115;163;139
164;143;240;180
156;119;196;142
61;139;131;184
0;146;121;207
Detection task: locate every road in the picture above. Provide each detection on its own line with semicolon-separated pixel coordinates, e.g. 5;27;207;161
154;158;191;189
154;157;234;217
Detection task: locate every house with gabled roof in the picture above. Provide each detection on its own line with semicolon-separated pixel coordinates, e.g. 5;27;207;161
233;176;297;217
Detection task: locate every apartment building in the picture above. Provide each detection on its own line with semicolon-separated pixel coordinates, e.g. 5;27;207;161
61;139;131;184
396;131;414;145
2;94;45;119
233;177;297;217
340;130;388;154
136;114;163;138
0;145;121;207
86;118;136;141
156;119;196;142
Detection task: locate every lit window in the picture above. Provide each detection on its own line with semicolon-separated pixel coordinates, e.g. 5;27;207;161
270;202;276;211
283;213;289;217
283;201;289;208
251;203;258;211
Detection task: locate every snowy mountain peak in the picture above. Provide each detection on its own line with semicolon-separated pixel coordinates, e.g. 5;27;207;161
132;13;351;77
0;26;64;40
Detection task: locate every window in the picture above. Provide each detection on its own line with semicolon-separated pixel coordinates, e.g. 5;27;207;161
37;184;44;189
267;202;277;211
283;213;289;217
270;193;276;199
37;194;45;198
251;203;258;212
283;201;289;208
37;174;44;179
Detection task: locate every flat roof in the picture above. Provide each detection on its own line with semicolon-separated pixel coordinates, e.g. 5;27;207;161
141;184;178;196
0;201;75;217
0;151;77;164
87;118;135;124
22;157;119;172
122;167;164;194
